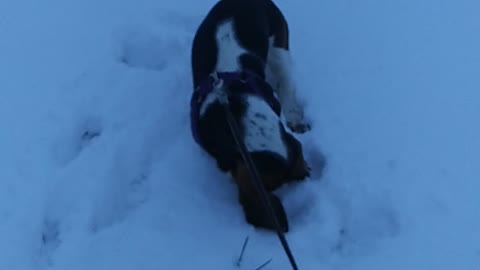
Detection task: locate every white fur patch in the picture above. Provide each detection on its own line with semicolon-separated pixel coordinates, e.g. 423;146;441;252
242;95;288;159
265;37;280;91
267;46;294;89
199;20;247;116
266;42;306;126
215;20;246;72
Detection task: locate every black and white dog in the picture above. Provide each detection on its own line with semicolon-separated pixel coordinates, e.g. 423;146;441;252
190;0;312;232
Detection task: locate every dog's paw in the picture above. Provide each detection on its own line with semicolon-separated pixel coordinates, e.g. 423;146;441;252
240;192;289;233
284;105;311;134
287;120;311;134
302;161;312;179
292;160;311;181
306;147;327;180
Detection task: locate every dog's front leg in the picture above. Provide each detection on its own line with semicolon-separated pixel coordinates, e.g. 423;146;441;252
267;47;311;133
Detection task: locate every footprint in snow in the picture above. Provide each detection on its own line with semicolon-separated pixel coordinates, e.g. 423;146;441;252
333;195;401;258
118;31;169;70
89;170;151;234
52;115;102;165
40;219;61;266
116;22;190;71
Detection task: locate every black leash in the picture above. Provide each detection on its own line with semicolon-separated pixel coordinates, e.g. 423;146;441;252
222;99;300;270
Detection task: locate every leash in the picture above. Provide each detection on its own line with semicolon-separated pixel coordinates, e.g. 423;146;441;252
219;92;300;270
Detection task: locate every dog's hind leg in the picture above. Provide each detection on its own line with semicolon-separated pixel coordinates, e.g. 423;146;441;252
283;131;311;181
232;160;289;232
266;4;311;134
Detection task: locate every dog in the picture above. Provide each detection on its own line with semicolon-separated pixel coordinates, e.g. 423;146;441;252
190;0;311;232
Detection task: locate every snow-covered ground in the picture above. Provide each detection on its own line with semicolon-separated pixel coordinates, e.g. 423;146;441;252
1;0;479;269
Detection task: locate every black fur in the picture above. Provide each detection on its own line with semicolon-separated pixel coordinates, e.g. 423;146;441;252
239;190;288;232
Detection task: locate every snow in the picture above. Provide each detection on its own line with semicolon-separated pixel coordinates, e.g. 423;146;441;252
1;0;479;269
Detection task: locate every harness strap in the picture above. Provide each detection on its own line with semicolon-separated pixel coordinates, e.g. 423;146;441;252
190;70;280;148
